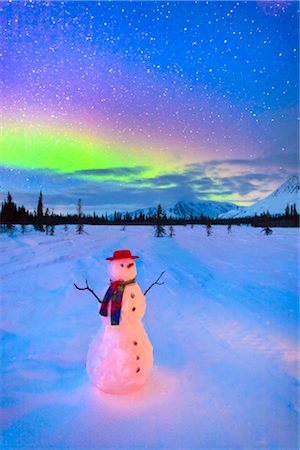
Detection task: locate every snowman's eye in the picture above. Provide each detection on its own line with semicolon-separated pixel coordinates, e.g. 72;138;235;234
120;263;124;267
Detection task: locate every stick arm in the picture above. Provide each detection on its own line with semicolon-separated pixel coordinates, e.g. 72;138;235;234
74;279;102;303
143;271;165;296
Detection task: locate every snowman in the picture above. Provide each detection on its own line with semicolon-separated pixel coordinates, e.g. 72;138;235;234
86;249;153;395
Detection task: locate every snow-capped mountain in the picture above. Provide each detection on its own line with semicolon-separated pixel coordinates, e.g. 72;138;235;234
166;200;239;218
220;175;300;219
124;200;239;219
126;206;157;218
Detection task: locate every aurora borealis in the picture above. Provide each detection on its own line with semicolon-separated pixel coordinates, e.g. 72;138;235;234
1;1;299;213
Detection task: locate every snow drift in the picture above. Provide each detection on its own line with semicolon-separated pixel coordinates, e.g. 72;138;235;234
0;225;299;449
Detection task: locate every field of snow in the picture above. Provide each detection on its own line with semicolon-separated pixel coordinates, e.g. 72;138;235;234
1;225;299;449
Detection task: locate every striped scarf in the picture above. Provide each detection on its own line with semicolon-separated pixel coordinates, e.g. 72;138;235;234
99;278;136;326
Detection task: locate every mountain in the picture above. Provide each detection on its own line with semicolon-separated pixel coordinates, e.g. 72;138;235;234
166;200;239;219
121;200;239;220
220;175;300;219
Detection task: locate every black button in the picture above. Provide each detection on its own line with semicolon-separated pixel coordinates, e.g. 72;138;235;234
131;293;135;299
133;341;137;345
136;356;140;360
136;368;140;373
132;307;136;311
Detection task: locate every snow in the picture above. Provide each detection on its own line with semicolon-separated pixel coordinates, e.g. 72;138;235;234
167;200;238;218
221;174;300;218
1;225;299;449
122;200;238;220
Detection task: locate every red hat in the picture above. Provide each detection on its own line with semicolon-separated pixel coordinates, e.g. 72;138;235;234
105;249;139;261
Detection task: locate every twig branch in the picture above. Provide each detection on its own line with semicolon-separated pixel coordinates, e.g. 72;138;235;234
74;271;165;301
144;271;165;296
74;279;102;303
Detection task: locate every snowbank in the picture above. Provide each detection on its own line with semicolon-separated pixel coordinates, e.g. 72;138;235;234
0;225;299;448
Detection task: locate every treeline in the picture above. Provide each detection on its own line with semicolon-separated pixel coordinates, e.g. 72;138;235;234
0;191;299;230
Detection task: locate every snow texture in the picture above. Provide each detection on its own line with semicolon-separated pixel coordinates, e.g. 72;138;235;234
221;174;300;218
0;225;299;449
113;200;239;220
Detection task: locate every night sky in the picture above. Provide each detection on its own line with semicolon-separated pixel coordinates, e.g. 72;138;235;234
1;1;299;213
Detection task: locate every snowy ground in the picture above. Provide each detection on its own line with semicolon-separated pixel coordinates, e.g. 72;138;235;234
0;225;299;449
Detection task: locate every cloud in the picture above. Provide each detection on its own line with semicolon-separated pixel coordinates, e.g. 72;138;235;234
74;166;148;177
1;162;297;214
129;168;279;198
198;152;299;170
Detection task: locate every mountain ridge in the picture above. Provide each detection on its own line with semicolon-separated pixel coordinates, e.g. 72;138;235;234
219;174;300;219
114;200;240;220
109;175;299;220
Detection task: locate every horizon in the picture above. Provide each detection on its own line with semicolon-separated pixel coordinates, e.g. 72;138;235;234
2;172;299;216
1;2;299;212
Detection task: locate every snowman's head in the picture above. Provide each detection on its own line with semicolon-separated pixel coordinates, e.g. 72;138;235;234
109;258;137;282
106;250;139;282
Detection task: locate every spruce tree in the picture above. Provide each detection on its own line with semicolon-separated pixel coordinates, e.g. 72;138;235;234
262;226;273;235
169;225;175;238
33;210;38;231
4;193;16;232
2;192;17;229
155;204;166;237
45;208;50;235
285;205;290;216
292;203;297;216
21;209;27;234
76;199;84;234
206;222;212;237
37;191;44;231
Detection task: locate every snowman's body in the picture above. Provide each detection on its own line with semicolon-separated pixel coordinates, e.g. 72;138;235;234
86;254;153;394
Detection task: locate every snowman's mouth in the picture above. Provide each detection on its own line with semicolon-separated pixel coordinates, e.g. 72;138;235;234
127;263;134;269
